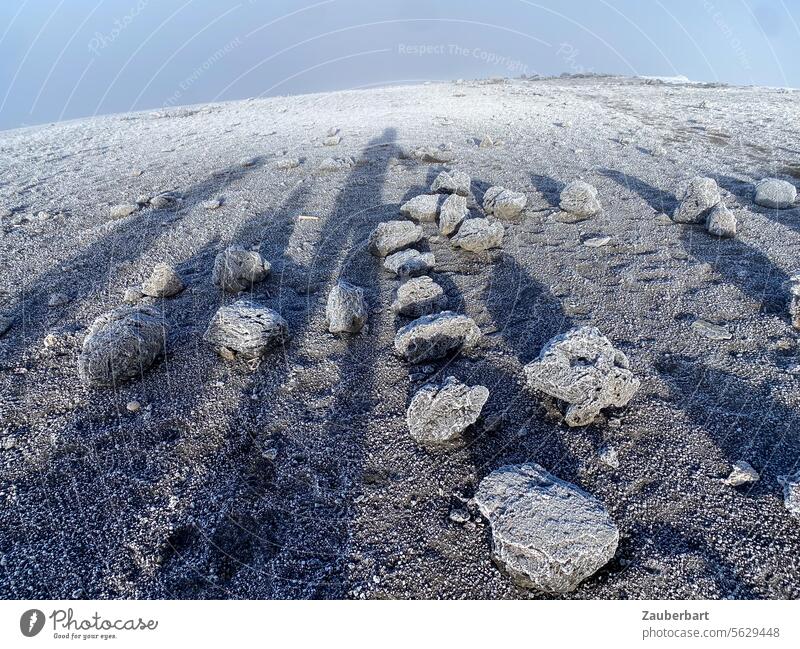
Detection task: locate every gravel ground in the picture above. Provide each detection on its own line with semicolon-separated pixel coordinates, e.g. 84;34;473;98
1;75;800;600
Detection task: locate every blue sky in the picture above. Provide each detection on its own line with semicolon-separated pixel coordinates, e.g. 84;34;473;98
0;0;798;130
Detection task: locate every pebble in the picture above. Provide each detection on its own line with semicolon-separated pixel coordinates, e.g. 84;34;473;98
723;461;759;486
126;400;142;413
754;178;797;209
141;263;184;298
583;236;612;247
48;292;71;307
705;203;736;238
691;319;732;340
201;198;222;210
778;470;800;520
109;203;139;219
559;180;602;218
275;158;301;170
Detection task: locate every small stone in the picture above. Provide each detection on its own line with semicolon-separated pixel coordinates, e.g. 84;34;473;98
392;276;448;317
394;311;482;363
705;202;736;237
412;145;454;163
583;236;612;247
275;157;300;170
43;333;58;348
141;263;184;298
754;178;796;209
523;326;640;427
201;198;222;210
126;400;142;413
368;220;424;257
778;470;800;520
149;193;178;210
723;461;759;486
450;218;504;252
407;376;489;446
327;127;340;137
399;194;443;222
318;156;355;172
122;287;143;304
239;156;257;167
559;181;602;218
78;306;167;386
691;319;732;340
48;292;71;307
110;203;139;219
204;299;289;360
673;176;720;223
483;186;527;218
212;246;270;293
430;170;471;196
474;463;619;592
479;135;494;148
438;194;468;236
384;249;435;277
599;445;620;469
788;274;800;329
449;508;471;524
323;135;341;146
325;280;367;334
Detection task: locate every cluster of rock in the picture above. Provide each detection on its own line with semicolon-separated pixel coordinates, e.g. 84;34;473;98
672;176;736;238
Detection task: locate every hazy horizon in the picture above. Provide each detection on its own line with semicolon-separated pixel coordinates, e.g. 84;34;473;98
1;0;798;131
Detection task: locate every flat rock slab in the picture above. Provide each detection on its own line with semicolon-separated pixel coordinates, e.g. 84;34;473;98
394;311;481;363
78;306;168;386
474;463;619;593
691;319;732;340
204;300;288;360
407;376;489;446
523;326;640;426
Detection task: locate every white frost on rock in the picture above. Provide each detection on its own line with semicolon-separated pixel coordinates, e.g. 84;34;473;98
141;263;184;298
384;249;435;277
673;176;720;223
705;203;736;238
406;376;489;446
400;194;443;222
212;246;270;293
778;470;800;520
394;311;482;363
559;181;602;219
483;186;527;218
325;280;367;334
723;461;760;487
438;193;468;236
523;326;640;427
204;300;288;360
368;220;424;257
392;276;447;317
450;218;504;252
474;463;619;592
754;178;797;209
431;170;471;196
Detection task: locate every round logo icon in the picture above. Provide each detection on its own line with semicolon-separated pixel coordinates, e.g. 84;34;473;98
20;609;45;637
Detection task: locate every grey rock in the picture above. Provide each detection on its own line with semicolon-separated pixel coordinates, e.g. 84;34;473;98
523;326;640;427
323;135;341;146
724;461;760;487
149;193;178;209
475;463;619;592
691;319;732;340
275;157;301;170
239;156;257;167
705;202;736;237
48;292;71;307
400;194;443;222
201;198;222;210
78;306;167;386
407;376;489;446
789;273;800;329
673;176;720;223
212;246;270;293
777;470;800;520
384;249;435;277
479;135;494;148
412;145;454;163
325;280;367;334
318;156;355;172
141;263;184;298
368;220;424;257
559;181;602;218
483;186;527;218
431;170;471;196
438;194;468;236
583;235;612;247
122;287;144;304
392;276;447;317
109;203;139;219
204;299;288;360
599;445;620;469
450;218;504;252
754;178;797;209
394;311;482;363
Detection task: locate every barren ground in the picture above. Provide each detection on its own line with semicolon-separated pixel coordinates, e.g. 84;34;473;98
1;76;800;599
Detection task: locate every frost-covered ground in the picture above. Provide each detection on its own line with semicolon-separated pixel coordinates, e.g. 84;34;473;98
1;75;799;599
